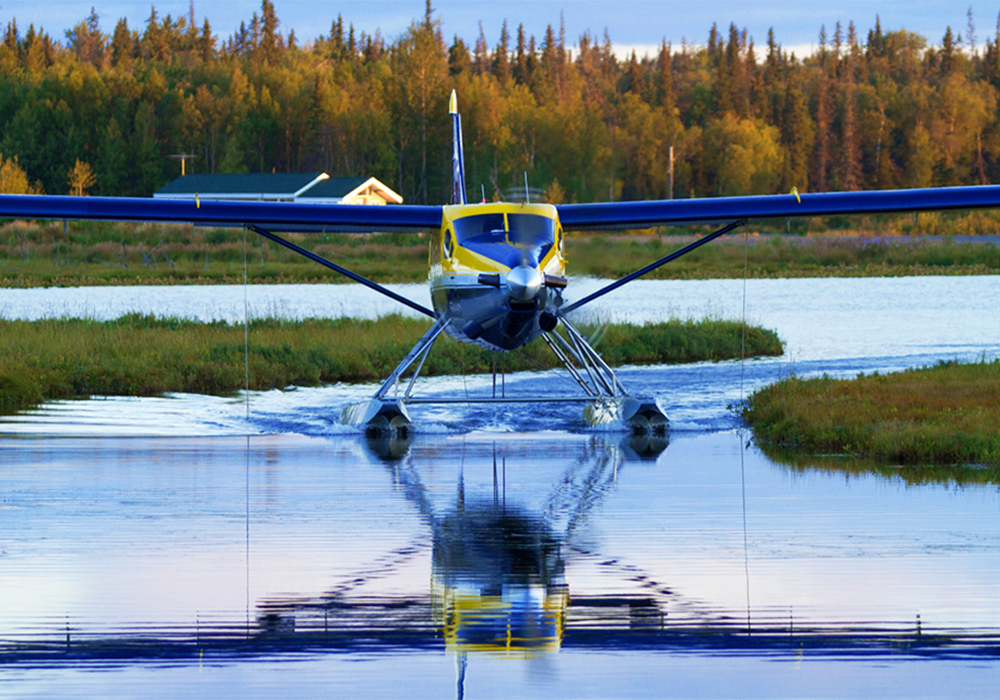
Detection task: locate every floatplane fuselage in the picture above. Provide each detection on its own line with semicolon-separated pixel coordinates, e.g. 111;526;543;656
432;202;566;350
431;91;567;352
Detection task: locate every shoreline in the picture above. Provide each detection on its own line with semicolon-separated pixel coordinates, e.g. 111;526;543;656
3;226;999;288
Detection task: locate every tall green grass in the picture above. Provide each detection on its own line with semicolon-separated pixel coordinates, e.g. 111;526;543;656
2;219;999;287
0;314;782;414
568;233;1000;280
0;221;432;286
741;360;1000;466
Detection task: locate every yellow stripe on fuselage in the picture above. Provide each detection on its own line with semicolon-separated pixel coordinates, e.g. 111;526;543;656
432;202;565;280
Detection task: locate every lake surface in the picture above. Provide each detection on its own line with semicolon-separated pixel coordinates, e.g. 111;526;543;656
2;276;1000;698
3;276;999;365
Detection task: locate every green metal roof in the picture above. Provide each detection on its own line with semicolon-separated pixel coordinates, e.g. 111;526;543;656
155;173;325;196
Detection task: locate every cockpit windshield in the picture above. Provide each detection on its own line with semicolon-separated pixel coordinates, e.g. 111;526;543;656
453;213;556;247
507;214;555;246
454;213;506;244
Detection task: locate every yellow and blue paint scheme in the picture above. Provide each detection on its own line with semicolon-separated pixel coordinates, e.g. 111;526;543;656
430;501;568;657
433;581;567;657
430;202;568;351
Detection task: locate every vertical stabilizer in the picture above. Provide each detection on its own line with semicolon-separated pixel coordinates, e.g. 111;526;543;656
450;90;467;205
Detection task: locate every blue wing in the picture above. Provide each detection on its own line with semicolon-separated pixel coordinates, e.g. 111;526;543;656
556;185;1000;229
0;194;442;232
5;185;1000;231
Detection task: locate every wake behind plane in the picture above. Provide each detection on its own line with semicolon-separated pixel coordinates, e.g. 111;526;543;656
2;90;999;434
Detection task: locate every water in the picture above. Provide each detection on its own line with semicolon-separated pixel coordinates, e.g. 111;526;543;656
2;276;1000;697
3;433;999;698
4;275;999;363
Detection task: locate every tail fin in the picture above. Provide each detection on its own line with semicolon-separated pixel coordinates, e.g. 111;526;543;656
449;90;467;205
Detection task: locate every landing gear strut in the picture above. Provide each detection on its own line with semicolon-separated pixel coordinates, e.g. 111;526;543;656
340;316;448;435
341;314;667;436
542;317;668;435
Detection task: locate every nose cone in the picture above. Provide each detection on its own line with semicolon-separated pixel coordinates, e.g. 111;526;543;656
506;265;544;302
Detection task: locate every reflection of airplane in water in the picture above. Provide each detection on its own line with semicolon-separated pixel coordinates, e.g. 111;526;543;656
432;501;567;657
5;436;995;670
257;435;670;661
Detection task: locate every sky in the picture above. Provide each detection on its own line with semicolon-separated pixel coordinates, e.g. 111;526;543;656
0;1;994;59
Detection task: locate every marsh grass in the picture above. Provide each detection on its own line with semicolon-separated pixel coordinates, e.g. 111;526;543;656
0;314;782;414
569;232;1000;280
0;221;432;286
741;360;1000;466
758;449;1000;486
2;219;999;287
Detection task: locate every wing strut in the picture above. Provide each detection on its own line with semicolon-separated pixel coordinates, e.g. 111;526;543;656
560;219;746;314
244;224;436;318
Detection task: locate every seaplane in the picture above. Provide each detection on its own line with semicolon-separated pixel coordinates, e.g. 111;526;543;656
2;90;1000;435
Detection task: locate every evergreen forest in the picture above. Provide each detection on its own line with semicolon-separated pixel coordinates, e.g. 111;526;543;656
1;1;998;206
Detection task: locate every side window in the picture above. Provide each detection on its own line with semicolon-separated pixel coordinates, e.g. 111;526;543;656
443;229;455;259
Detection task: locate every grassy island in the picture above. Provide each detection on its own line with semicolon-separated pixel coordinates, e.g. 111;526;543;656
741;360;1000;466
0;314;782;414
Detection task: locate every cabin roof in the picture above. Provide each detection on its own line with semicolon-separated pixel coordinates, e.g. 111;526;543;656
155;173;325;197
296;177;369;199
154;173;402;203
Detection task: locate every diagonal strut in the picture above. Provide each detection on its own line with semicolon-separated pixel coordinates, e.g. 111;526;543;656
560;218;746;314
245;223;436;318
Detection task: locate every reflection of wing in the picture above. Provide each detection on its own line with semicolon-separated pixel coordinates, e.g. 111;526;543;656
557;185;1000;229
0;194;441;232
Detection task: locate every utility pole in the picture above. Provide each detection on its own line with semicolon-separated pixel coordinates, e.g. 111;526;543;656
167;154;197;177
668;145;675;200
